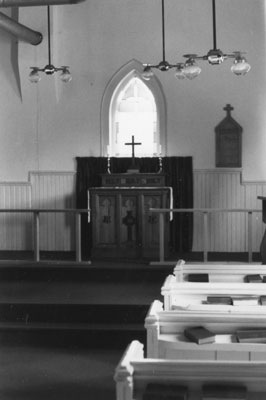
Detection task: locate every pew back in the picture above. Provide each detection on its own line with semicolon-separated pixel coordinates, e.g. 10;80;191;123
162;274;266;310
114;340;266;400
174;260;266;283
145;300;266;360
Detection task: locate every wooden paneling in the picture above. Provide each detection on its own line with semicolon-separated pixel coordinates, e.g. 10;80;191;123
193;169;266;252
0;183;31;250
1;169;266;254
29;172;76;251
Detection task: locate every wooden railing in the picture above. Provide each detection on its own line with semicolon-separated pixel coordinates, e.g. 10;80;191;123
0;208;263;264
0;209;90;263
149;208;263;265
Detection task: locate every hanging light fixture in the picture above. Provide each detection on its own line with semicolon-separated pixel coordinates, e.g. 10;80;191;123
142;0;250;81
29;6;72;83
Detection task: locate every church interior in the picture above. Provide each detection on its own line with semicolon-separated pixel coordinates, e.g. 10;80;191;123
1;0;266;399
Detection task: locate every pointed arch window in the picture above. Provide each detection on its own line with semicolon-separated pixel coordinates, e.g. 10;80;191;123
110;74;159;157
101;60;166;157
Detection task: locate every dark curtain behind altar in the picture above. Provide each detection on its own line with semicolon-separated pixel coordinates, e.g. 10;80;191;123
75;156;193;259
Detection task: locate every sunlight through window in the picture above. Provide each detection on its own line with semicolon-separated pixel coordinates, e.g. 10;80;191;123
110;76;159;157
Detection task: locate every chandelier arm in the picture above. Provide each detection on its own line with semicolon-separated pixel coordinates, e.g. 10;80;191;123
212;0;217;50
152;63;178;70
224;54;236;59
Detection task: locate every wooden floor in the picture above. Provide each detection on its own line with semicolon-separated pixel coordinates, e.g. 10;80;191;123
0;339;121;400
0;256;171;400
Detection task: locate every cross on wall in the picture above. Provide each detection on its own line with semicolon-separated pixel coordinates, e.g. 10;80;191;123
224;103;234;116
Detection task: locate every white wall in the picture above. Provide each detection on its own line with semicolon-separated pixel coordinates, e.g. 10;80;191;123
0;1;265;253
0;0;264;182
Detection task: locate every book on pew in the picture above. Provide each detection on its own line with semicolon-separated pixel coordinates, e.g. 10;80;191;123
260;295;266;305
231;296;260;306
143;383;188;400
202;384;247;399
245;274;263;283
236;328;266;343
187;273;209;282
263;276;266;283
206;296;232;305
183;326;215;345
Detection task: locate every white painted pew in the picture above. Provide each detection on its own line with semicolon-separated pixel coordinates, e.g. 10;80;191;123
114;340;266;400
145;300;266;360
174;259;266;283
162;274;266;310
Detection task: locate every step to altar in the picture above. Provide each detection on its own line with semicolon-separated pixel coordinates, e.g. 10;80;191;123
0;261;171;348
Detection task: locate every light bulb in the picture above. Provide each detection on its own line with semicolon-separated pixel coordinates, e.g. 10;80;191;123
142;66;154;81
231;57;251;76
29;68;41;83
60;67;72;83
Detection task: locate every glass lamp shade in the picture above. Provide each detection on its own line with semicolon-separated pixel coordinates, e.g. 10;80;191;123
174;66;185;80
183;62;201;79
60;68;72;83
142;66;154;81
29;69;41;83
231;57;251;76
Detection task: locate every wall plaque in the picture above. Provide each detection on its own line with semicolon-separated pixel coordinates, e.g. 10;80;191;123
215;104;242;168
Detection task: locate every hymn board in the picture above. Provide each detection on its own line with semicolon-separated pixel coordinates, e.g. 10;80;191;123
89;137;170;259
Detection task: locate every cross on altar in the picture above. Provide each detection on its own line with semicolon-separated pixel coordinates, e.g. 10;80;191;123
125;135;142;169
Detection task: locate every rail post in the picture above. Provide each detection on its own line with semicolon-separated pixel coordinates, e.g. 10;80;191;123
159;211;165;263
33;211;40;262
248;211;253;263
75;211;82;262
203;211;209;262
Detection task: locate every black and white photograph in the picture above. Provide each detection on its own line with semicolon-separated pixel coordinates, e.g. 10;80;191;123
0;0;266;399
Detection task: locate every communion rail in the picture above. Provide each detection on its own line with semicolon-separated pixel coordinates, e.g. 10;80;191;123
0;208;90;263
0;208;263;264
149;208;263;265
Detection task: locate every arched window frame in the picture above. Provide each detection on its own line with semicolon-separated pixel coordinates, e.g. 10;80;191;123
100;59;167;157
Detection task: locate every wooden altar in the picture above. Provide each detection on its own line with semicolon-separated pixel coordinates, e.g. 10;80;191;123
90;173;170;260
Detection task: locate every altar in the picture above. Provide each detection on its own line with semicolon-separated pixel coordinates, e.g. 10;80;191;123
76;136;193;260
90;173;170;260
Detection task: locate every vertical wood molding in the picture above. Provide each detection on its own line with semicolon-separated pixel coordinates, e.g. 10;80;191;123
0;182;31;250
29;171;76;251
193;169;266;252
